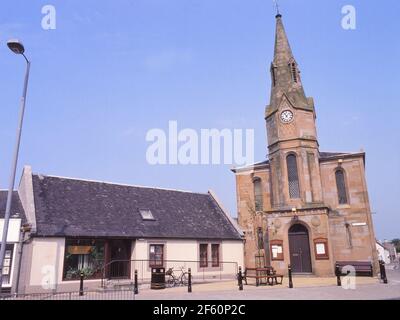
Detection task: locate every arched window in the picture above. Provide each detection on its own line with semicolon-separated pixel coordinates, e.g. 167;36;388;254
335;169;348;204
287;154;300;199
253;177;263;211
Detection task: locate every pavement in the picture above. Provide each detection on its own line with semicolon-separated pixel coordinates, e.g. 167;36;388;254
135;266;400;300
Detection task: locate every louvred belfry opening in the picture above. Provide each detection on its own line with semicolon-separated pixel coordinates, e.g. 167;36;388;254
287;154;300;199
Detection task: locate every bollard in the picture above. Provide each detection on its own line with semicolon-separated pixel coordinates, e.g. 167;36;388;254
79;271;84;296
238;267;243;291
288;265;293;288
335;263;341;287
134;269;139;294
188;268;192;293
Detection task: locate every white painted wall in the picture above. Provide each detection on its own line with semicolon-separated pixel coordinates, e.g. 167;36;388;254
24;237;243;292
0;218;21;242
29;238;65;290
132;239;243;281
0;218;21;289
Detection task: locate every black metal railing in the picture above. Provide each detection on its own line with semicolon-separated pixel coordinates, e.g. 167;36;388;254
100;259;239;288
0;289;136;301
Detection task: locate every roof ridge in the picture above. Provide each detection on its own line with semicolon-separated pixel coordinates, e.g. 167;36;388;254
32;173;209;196
320;151;363;155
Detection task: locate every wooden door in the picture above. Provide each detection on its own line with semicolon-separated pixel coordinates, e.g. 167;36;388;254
289;224;312;273
109;240;131;279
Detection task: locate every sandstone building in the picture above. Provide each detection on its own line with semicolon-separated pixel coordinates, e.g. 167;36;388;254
232;14;378;276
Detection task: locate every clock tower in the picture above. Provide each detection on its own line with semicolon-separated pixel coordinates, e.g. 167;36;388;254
233;11;378;276
266;14;323;209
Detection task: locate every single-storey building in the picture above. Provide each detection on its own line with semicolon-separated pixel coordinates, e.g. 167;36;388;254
1;166;244;294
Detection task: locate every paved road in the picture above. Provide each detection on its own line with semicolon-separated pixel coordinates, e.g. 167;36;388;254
136;267;400;300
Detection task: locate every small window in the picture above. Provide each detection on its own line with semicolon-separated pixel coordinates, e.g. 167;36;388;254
335;170;348;204
211;244;220;267
253;178;263;211
345;223;353;248
149;244;164;267
199;244;208;268
140;209;155;220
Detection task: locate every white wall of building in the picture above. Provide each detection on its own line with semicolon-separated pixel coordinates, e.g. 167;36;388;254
0;218;21;242
132;238;243;281
28;238;65;290
0;218;21;288
22;237;243;293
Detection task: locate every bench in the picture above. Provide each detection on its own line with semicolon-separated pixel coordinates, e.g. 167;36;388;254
243;267;283;286
335;261;373;277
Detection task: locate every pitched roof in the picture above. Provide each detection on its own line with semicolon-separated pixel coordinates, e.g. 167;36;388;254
232;151;365;173
231;160;270;173
319;151;365;162
319;152;349;159
0;190;25;220
31;174;242;240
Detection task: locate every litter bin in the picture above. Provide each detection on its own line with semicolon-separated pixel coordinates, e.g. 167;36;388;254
151;267;166;289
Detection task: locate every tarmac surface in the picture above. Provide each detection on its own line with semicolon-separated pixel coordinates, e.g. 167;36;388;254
135;266;400;300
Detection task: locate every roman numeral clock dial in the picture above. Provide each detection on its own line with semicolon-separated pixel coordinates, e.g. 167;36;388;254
280;110;294;123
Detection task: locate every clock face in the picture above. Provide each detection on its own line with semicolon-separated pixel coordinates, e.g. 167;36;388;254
280;110;294;123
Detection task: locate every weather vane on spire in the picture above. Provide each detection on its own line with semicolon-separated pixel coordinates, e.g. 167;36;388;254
273;0;281;15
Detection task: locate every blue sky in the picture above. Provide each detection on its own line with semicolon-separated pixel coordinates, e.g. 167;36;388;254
0;0;399;239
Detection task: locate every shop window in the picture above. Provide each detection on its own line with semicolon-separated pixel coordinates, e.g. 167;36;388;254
1;244;14;286
63;239;105;280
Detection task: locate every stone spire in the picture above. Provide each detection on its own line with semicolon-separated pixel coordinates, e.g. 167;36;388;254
267;14;313;115
273;14;294;66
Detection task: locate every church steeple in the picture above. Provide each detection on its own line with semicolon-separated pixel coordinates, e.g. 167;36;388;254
265;13;321;208
268;14;312;115
273;14;293;66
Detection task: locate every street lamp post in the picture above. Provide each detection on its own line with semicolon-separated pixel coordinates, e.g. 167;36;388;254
0;40;30;290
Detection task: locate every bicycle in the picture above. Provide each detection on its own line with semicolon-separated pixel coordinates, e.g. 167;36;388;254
166;266;189;287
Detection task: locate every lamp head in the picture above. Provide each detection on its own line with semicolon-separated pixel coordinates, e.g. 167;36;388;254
7;39;25;55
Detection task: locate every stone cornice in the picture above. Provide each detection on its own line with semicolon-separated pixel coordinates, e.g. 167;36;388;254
262;205;330;216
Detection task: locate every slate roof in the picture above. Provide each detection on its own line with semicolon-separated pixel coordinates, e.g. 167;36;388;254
0;190;25;220
31;174;242;240
319;152;350;159
319;151;365;162
232;151;364;172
